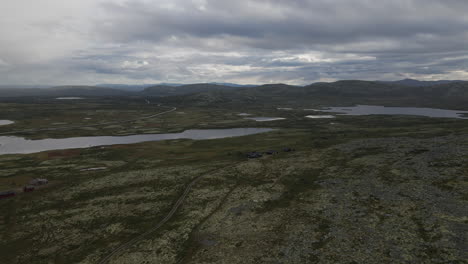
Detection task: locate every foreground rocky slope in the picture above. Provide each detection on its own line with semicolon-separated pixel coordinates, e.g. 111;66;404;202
1;96;467;263
176;136;467;263
2;131;466;263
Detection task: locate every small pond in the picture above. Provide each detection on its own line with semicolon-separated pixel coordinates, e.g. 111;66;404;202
305;115;335;119
319;105;468;119
56;97;85;100
0;120;14;126
245;117;286;122
0;128;274;155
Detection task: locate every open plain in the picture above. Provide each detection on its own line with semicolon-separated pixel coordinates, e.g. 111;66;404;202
0;91;467;263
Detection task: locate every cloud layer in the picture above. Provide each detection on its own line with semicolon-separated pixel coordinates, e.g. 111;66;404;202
1;0;468;85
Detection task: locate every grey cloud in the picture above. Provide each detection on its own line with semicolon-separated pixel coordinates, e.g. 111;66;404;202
1;0;467;85
96;0;468;49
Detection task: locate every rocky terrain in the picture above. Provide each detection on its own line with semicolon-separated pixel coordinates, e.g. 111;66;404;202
2;132;466;263
1;96;467;263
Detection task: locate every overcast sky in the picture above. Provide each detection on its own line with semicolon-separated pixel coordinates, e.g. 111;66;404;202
1;0;467;85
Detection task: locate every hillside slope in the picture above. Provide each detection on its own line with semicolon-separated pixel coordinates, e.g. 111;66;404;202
160;80;468;109
142;83;247;97
0;86;130;97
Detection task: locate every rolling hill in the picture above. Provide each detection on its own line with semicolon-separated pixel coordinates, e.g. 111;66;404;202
1;80;468;110
159;80;468;109
142;83;249;97
0;85;130;98
380;78;464;87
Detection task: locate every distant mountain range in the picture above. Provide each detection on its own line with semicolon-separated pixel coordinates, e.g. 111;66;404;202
1;80;467;110
96;82;255;91
0;86;128;97
0;83;258;97
96;83;182;91
141;83;254;96
379;78;464;87
0;85;53;89
157;80;468;109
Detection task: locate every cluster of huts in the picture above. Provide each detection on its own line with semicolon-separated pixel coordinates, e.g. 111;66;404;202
0;178;48;199
246;147;295;159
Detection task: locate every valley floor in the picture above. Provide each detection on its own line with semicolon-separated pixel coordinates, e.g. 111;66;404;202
0;98;467;263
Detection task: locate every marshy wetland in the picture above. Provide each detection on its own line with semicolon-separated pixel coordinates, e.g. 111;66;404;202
0;97;467;264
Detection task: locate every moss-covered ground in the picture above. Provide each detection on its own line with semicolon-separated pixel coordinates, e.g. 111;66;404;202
0;97;467;263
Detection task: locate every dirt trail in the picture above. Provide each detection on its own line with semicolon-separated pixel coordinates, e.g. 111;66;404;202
98;163;239;264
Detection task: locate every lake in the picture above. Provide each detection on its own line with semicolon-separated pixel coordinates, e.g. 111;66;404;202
305;115;335;119
0;120;14;126
56;97;85;100
245;117;286;122
0;128;275;155
319;105;468;119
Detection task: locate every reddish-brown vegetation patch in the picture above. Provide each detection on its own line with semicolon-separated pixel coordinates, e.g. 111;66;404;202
47;149;81;159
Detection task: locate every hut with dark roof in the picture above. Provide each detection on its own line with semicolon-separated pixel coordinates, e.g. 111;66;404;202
0;191;16;199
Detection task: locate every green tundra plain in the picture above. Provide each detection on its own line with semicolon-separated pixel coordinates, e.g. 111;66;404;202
0;82;467;264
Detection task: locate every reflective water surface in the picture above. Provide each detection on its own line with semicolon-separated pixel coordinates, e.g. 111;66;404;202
56;97;85;100
0;128;274;155
245;117;286;122
320;105;468;119
0;120;14;126
305;115;335;119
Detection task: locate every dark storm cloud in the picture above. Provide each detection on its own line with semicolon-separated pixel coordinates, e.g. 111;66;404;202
96;0;468;50
1;0;467;84
90;0;468;83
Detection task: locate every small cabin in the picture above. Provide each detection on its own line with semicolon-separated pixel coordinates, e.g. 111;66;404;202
0;191;16;199
29;178;49;186
23;185;35;193
247;151;263;159
247;152;263;159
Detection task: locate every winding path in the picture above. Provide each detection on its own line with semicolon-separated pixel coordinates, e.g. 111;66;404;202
98;163;239;264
